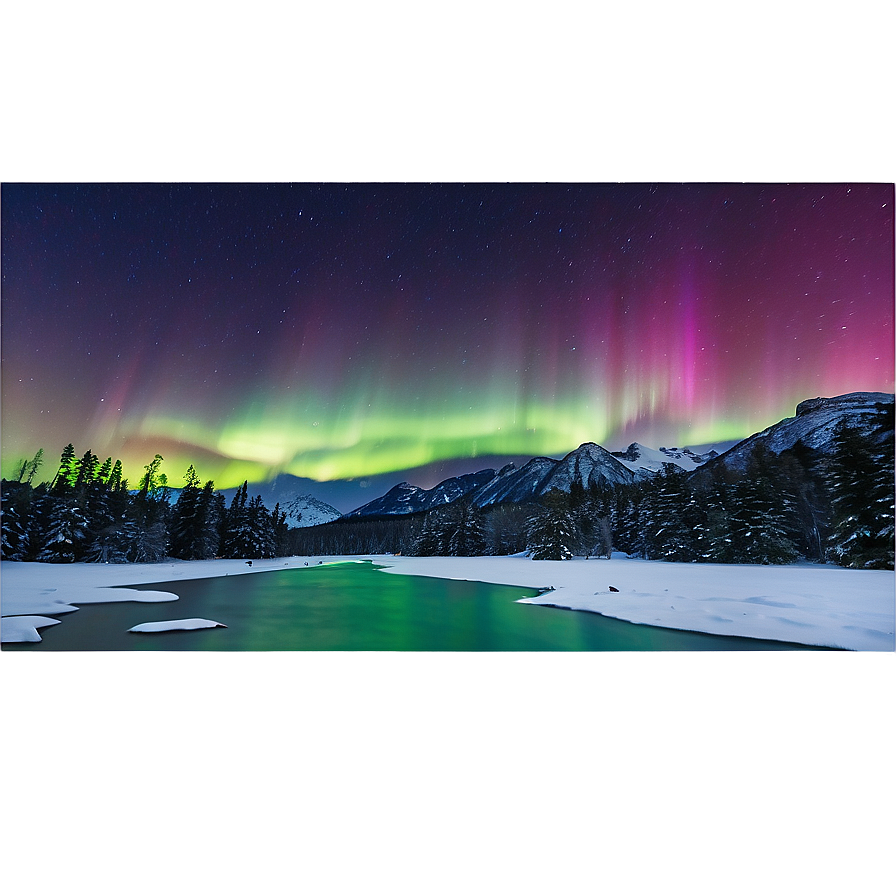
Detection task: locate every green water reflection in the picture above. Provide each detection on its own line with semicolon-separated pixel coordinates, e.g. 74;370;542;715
13;560;822;651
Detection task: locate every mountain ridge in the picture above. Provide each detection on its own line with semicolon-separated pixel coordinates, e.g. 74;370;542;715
202;391;893;524
343;391;894;518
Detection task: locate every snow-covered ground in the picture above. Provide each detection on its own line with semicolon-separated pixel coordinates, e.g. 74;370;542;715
2;554;893;650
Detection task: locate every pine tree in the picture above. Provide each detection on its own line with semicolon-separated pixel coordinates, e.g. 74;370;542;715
526;490;576;560
244;495;276;558
612;484;643;557
1;481;32;560
727;473;799;565
696;474;737;562
51;443;79;493
641;466;701;562
221;482;250;558
36;497;90;562
74;450;99;491
107;459;124;492
826;420;894;569
446;501;487;556
271;502;291;557
168;465;204;559
25;449;45;485
413;511;445;555
96;457;113;484
138;454;165;497
574;486;614;558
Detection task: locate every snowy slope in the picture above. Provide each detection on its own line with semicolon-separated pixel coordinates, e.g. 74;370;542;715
346;440;722;517
612;442;719;478
280;494;342;528
345;469;497;517
542;442;635;491
345;481;428;517
469;458;558;507
708;392;894;472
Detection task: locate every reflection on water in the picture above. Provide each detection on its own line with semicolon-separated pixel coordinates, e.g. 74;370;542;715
8;561;824;651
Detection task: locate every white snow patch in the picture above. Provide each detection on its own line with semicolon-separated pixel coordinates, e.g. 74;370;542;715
1;615;62;643
129;618;226;633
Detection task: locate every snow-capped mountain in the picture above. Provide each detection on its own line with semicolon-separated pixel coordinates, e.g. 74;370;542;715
467;457;559;507
705;392;894;473
346;441;708;517
540;441;636;492
344;469;497;518
611;443;719;479
279;494;343;528
217;474;341;527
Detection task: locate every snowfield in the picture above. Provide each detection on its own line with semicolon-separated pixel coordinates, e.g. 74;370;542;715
1;554;893;650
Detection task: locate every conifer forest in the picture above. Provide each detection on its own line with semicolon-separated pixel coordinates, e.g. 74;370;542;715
2;408;892;571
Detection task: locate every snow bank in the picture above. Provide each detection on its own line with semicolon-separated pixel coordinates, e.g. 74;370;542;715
1;615;61;643
365;554;895;651
128;618;227;633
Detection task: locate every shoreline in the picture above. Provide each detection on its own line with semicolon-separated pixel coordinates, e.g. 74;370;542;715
2;554;894;650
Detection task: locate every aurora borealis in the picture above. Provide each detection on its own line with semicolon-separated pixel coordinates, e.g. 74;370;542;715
2;182;893;493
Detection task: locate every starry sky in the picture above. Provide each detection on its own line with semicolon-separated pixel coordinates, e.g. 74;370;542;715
1;182;893;497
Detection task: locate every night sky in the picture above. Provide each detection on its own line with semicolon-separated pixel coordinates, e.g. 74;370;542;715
2;182;893;495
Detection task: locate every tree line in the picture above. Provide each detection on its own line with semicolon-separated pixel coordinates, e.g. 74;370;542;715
289;416;894;570
1;445;290;563
2;411;893;569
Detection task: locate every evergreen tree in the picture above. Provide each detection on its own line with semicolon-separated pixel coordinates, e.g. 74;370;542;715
271;502;291;557
727;473;799;564
696;472;737;562
36;496;90;562
138;454;165;497
96;456;113;484
25;449;45;485
51;443;79;493
826;420;894;569
1;481;32;560
412;511;445;555
122;519;169;562
207;489;226;557
641;466;701;562
168;465;204;559
74;450;99;491
85;522;132;563
446;500;487;556
574;486;614;558
612;485;642;556
221;482;251;558
526;490;576;560
107;459;124;492
244;495;276;558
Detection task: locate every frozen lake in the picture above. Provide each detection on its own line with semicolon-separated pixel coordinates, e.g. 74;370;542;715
6;560;825;651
